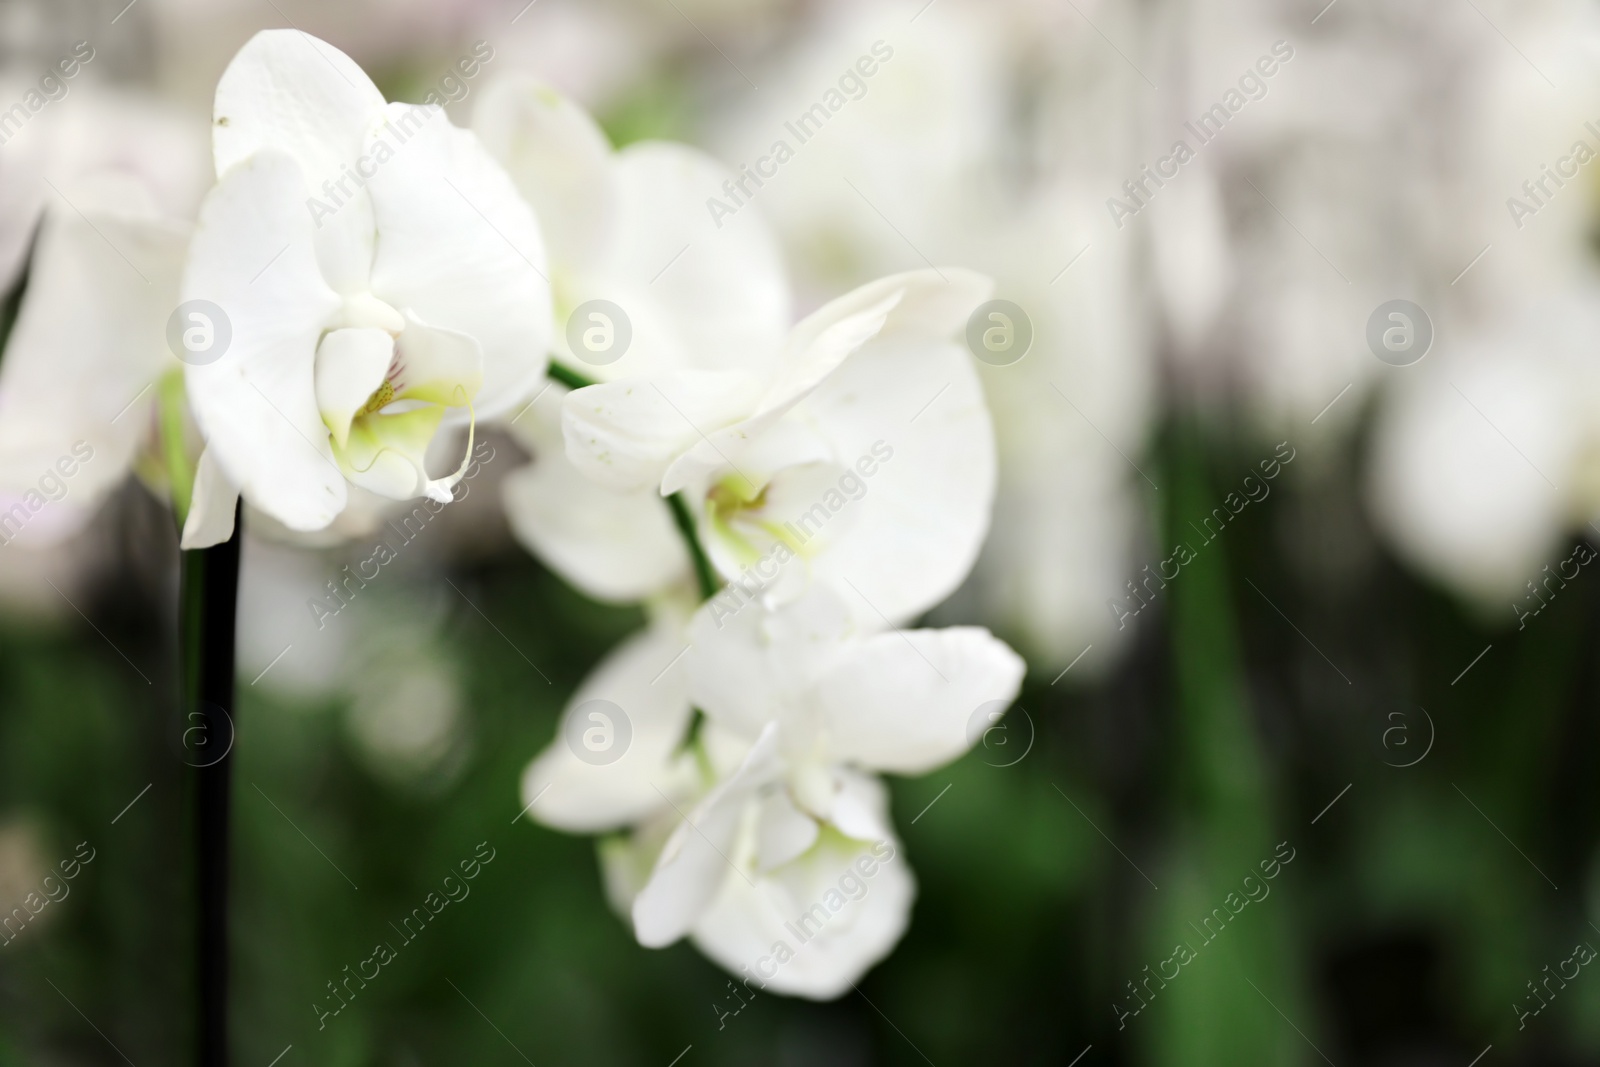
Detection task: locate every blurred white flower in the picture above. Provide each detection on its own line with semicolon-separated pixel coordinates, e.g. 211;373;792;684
234;535;355;700
1363;4;1600;605
0;85;208;543
1150;0;1600;437
345;638;470;790
471;78;790;603
705;0;1012;303
480;3;674;113
1368;288;1600;608
0;68;206;293
179;30;549;547
0;815;47;885
563;268;997;628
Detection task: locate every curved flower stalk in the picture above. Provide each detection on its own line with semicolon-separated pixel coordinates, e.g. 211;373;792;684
521;586;1024;998
472;78;791;603
0;90;208;542
179;31;550;548
563;267;997;629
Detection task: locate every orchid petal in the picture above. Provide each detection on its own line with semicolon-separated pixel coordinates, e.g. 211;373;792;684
182;150;347;532
657;290;899;497
755;789;819;873
365;102;550;419
0;205;186;511
519;624;698;834
690;823;914;1000
334;405;447;502
685;588;856;743
794;334;997;625
391;315;483;408
502;388;690;603
562;370;762;494
314;327;393;450
470;77;617;276
180;447;241;549
211;29;385;294
632;723;781;948
608;141;791;374
812;626;1025;775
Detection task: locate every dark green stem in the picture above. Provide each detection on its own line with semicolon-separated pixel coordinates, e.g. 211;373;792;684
668;492;718;601
547;360;597;391
0;229;34;352
183;504;242;1067
546;362;722;763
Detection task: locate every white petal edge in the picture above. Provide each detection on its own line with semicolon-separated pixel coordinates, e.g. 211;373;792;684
812;625;1025;775
181;448;241;549
518;623;698;834
632;723;781;948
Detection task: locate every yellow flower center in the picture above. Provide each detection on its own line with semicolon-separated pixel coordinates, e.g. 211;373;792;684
354;378;396;419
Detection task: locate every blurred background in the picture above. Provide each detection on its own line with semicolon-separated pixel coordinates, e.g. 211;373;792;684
3;0;1600;1062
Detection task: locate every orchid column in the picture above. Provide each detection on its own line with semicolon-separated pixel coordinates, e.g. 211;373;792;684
177;31;551;1063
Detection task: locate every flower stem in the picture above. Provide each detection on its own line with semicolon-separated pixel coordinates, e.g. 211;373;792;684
668;492;719;601
546;360;596;391
182;502;241;1067
542;362;720;600
540;365;724;779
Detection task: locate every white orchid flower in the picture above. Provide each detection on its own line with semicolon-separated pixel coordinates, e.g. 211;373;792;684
471;78;791;602
0;90;208;543
179;31;550;548
562;267;997;628
620;587;1024;998
519;618;710;835
515;612;754;906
